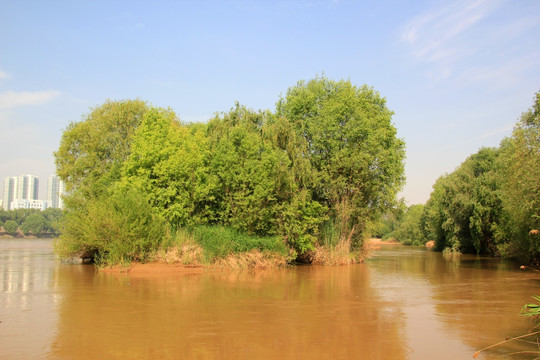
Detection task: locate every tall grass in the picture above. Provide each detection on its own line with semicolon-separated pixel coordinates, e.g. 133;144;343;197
153;225;291;267
310;220;368;265
152;227;203;266
192;225;289;263
320;220;340;247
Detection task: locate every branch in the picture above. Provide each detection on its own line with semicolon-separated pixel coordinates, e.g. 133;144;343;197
473;331;540;358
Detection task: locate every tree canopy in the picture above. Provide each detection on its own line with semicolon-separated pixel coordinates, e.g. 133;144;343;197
277;77;406;248
405;91;540;265
496;92;540;264
54;77;406;264
55;99;149;197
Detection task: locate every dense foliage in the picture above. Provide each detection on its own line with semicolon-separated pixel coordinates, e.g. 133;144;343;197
380;204;426;245
57;188;165;266
0;208;63;236
277;78;406;249
424;147;502;254
54;77;405;265
3;220;18;235
384;92;539;265
496;92;540;264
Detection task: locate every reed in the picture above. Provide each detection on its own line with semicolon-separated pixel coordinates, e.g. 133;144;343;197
192;225;289;263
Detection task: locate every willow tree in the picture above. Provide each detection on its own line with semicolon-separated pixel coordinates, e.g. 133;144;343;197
206;104;326;252
423;147;502;254
276;77;405;248
497;92;540;265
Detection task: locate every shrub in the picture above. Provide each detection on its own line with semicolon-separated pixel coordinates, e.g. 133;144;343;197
55;188;165;267
3;220;18;235
21;212;46;236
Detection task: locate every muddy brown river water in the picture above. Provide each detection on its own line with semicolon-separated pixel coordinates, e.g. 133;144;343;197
1;238;540;359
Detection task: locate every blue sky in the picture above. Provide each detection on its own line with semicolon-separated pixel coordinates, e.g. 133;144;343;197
1;0;539;204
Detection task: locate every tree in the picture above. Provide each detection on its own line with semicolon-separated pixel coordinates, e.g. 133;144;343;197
4;220;18;235
0;210;8;224
276;76;406;248
120;107;217;227
21;212;46;236
53;80;406;264
205;104;328;253
424;147;502;254
385;204;425;245
8;209;39;225
42;208;63;236
374;199;406;239
497;92;540;265
53;99;162;264
55;99;149;198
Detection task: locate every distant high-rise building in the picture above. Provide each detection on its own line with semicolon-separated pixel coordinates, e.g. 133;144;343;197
16;175;39;200
3;177;15;210
3;175;40;210
47;176;65;209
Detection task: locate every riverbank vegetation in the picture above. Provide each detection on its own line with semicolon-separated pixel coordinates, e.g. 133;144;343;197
0;208;63;237
53;76;406;268
378;91;540;266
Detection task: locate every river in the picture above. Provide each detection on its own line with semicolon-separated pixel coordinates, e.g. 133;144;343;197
1;238;540;359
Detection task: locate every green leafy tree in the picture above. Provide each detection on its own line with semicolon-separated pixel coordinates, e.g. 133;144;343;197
276;76;405;248
497;92;540;265
4;220;18;235
374;199;406;239
121;108;217;227
206;104;327;253
7;209;39;225
55;99;149;198
208;105;292;234
53;79;406;264
385;204;425;245
21;212;46;236
42;208;63;236
0;210;7;224
424;147;502;254
54;99;162;264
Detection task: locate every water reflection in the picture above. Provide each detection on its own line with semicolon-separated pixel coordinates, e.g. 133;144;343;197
50;264;408;359
0;239;59;359
368;246;540;359
2;241;540;359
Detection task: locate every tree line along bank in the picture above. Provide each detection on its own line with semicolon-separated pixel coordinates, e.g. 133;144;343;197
0;208;63;237
51;76;539;268
378;92;540;267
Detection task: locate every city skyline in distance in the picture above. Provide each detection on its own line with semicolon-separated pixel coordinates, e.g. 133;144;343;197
2;174;64;210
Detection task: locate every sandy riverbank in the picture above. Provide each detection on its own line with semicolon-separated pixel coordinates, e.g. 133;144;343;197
101;262;204;276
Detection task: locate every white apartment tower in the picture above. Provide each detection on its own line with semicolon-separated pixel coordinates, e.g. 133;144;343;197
3;177;15;210
3;175;40;210
18;175;39;200
47;175;65;209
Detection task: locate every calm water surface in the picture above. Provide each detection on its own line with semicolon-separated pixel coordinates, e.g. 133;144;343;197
1;238;540;359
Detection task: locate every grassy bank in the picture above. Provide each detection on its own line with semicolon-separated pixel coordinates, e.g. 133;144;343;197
60;223;368;270
152;226;293;270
